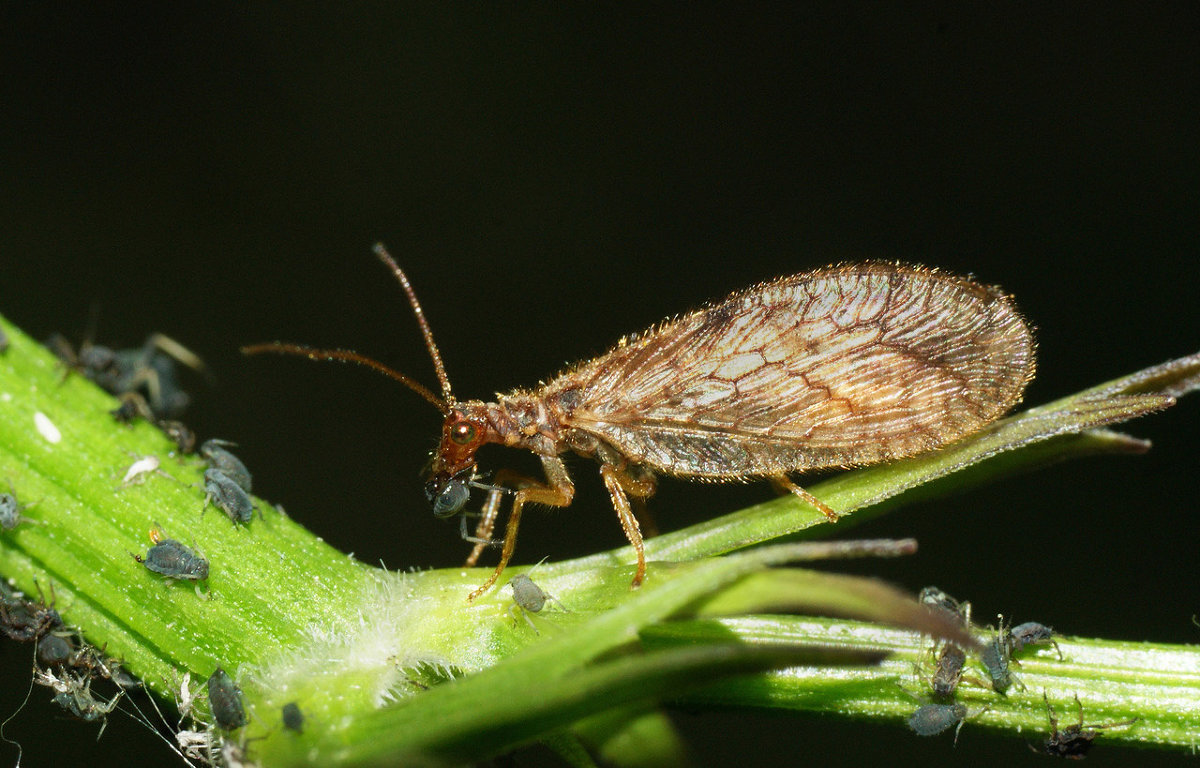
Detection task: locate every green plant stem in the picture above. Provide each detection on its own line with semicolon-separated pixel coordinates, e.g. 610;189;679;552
642;616;1200;749
2;311;1198;766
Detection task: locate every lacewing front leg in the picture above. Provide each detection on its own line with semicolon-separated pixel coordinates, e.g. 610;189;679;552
467;456;576;602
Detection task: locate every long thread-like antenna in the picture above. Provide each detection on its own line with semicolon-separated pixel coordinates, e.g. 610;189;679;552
241;343;448;414
372;242;455;406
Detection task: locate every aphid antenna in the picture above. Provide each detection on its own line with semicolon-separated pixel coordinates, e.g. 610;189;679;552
241;244;457;415
0;645;37;767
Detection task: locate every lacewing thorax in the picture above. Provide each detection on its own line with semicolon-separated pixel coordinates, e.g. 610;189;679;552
245;246;1035;600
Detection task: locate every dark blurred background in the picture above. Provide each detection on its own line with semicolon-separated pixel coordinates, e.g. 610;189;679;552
2;5;1198;766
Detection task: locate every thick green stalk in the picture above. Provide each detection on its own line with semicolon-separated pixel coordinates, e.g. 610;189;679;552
1;311;1198;766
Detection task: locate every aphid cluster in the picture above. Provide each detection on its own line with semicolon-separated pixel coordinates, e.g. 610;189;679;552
0;581;137;740
48;327;209;458
200;438;257;524
48;331;206;420
247;246;1036;601
908;586;1094;754
1;581;62;643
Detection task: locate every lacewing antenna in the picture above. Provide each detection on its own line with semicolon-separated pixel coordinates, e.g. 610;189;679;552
241;242;457;414
240;343;447;413
372;242;455;406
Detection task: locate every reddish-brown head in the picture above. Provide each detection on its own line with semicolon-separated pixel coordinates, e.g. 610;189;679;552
425;405;491;517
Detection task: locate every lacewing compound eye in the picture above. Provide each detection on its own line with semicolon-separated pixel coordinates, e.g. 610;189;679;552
245;251;1036;602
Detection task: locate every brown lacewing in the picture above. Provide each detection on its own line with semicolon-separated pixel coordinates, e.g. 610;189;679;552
244;246;1035;601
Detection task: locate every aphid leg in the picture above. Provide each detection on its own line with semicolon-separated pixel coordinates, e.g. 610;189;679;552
463;486;506;567
467;457;574;602
600;463;656;589
771;475;839;521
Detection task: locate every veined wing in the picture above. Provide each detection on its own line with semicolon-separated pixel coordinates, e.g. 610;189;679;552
548;263;1035;478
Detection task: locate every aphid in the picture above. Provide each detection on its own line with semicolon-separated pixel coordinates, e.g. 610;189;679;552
1036;692;1137;759
204;468;255;523
134;530;210;582
509;572;567;633
207;666;247;730
158;419;197;454
0;586;62;642
907;702;969;740
53;679;124;738
48;331;206;419
981;623;1018;694
281;701;304;733
246;247;1035;600
200;439;252;493
0;482;40;531
918;586;971;626
36;633;77;669
930;642;967;700
1009;621;1062;659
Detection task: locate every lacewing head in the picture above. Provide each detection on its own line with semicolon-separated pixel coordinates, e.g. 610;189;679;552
425;405;492;517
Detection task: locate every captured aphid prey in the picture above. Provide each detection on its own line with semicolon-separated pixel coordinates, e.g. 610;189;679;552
245;246;1035;600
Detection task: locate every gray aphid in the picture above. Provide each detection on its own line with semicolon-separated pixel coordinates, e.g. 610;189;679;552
200;439;252;493
204;468;255;523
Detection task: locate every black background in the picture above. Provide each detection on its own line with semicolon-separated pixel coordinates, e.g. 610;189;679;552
2;5;1198;766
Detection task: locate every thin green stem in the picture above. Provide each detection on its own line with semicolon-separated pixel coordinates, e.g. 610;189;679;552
2;311;1198;767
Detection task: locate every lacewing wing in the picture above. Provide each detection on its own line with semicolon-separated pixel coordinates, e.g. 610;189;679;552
246;252;1036;601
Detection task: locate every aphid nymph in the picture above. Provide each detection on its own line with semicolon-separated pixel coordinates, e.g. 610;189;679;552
509;572;567;633
246;246;1035;600
981;621;1019;694
282;701;304;733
